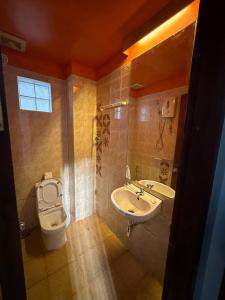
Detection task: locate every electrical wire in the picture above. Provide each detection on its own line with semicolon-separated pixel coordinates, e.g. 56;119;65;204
155;117;167;152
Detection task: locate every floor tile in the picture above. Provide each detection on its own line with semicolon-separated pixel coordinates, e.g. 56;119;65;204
47;262;79;300
71;285;93;300
94;223;114;243
67;220;99;256
119;273;162;300
26;279;51;300
135;274;162;300
44;241;75;275
22;215;162;300
89;269;117;300
99;234;127;263
21;228;44;263
84;216;114;243
76;244;111;283
24;255;47;288
111;252;147;290
81;214;102;230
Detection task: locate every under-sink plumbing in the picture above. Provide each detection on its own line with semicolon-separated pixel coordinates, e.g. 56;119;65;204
111;183;163;238
127;220;134;238
127;220;144;238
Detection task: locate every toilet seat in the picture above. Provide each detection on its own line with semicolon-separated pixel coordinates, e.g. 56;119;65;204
36;178;63;212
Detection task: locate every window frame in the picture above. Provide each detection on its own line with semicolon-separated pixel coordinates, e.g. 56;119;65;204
17;76;52;113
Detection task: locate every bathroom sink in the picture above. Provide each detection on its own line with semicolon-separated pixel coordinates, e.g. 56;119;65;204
139;180;175;201
111;185;161;222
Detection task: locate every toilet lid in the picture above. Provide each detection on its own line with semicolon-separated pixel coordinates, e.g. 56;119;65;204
36;178;63;211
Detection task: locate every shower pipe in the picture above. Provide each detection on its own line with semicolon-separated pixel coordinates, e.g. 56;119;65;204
99;99;128;111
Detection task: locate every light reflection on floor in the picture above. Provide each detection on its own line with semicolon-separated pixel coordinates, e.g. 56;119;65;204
21;214;162;300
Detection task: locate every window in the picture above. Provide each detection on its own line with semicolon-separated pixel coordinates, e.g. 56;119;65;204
17;76;52;112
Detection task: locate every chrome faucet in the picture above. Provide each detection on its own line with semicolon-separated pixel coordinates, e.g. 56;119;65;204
136;187;144;196
146;184;154;189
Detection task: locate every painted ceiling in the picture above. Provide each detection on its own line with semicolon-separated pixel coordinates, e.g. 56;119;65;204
0;0;188;70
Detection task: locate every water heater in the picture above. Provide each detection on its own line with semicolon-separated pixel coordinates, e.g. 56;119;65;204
161;96;176;118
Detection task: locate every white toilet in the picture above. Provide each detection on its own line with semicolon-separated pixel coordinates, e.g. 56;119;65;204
36;177;67;250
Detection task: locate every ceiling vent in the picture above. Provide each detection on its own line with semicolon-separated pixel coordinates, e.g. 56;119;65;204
130;83;144;90
0;31;26;52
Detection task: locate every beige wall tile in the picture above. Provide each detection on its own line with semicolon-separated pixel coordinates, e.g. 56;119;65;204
71;75;96;221
4;67;97;229
4;65;68;229
95;63;185;283
128;90;183;185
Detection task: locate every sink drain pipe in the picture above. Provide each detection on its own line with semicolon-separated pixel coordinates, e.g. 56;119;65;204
126;221;139;237
127;221;133;237
127;220;146;238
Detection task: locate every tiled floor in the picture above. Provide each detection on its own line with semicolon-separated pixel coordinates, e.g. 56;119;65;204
21;214;162;300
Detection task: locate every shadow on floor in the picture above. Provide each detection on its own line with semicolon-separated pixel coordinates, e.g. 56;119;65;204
22;214;162;300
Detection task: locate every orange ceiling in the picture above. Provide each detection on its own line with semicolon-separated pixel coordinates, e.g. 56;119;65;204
0;0;188;70
130;24;195;92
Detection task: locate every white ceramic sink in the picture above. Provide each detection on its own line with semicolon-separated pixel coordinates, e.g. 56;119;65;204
111;185;161;222
139;180;175;201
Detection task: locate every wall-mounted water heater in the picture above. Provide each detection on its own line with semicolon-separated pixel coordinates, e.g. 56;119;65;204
161;96;176;118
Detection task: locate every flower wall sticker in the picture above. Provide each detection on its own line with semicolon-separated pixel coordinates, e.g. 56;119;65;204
96;108;111;177
159;160;170;184
103;114;110;135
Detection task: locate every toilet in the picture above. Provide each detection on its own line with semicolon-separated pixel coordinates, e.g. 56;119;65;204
36;177;67;250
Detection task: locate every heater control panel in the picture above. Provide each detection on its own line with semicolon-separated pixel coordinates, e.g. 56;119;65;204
162;96;176;118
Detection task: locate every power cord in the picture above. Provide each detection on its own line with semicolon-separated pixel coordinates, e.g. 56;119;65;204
155;117;167;152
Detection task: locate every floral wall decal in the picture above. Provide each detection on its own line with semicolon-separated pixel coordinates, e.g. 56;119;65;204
159;160;170;184
96;110;111;177
102;114;110;135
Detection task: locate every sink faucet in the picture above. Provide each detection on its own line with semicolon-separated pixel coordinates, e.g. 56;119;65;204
136;187;144;197
146;184;154;189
